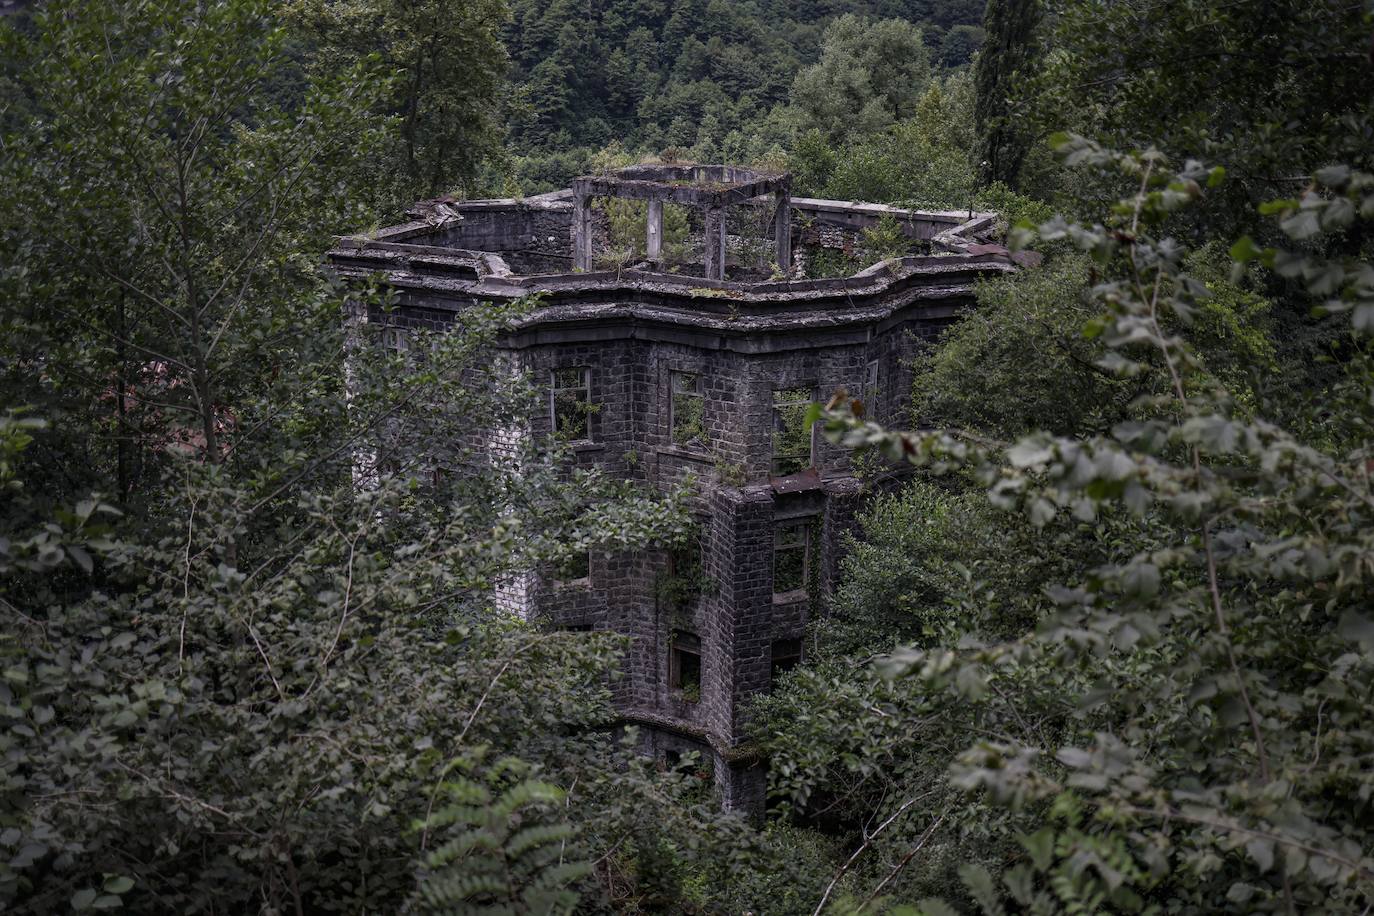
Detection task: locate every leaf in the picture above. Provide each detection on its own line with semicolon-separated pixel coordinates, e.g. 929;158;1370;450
1056;747;1091;769
71;889;97;911
1246;837;1274;873
67;544;93;574
1122;562;1160;598
1338;610;1374;651
1008;439;1053;468
103;876;135;894
1315;164;1351;188
1352;303;1374;335
1021;828;1056;870
10;842;45;868
956;664;987;701
1229;235;1263;263
959;863;1004;916
1280;209;1320;241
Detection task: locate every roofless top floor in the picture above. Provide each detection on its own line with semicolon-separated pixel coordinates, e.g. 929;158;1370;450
327;165;1019;338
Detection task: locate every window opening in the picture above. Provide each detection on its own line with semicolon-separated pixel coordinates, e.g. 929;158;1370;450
550;367;593;440
772;386;814;475
658;535;705;613
670;371;706;447
771;638;803;684
669;631;702;703
863;360;880;418
773;519;811;597
554;551;590;587
381;326;409;353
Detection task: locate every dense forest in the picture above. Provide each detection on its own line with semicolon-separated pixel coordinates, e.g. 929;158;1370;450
2;0;1374;913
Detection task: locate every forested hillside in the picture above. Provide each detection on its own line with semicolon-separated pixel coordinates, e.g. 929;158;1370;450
501;0;982;177
3;0;1374;914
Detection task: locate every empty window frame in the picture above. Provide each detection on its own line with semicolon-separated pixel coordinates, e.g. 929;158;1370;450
771;637;802;684
862;360;879;418
772;386;814;475
773;519;812;597
550;367;593;440
660;535;705;613
553;551;590;587
670;371;706;447
669;631;702;702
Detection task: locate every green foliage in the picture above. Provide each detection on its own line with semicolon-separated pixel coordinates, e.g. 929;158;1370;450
973;0;1040;188
772;387;815;474
860;214;914;263
1022;0;1374;237
501;1;985;191
804;140;1374;911
791;15;932;142
414;751;590;914
587;144;692;266
825;479;1065;655
656;534;711;616
286;0;511;198
0;3;777;911
817;73;978;207
912;256;1131;437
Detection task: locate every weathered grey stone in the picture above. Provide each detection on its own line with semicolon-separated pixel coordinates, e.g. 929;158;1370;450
328;165;1007;813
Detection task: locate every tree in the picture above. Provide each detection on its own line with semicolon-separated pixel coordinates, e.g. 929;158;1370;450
797;138;1374;911
818;73;978;208
790;14;932;143
0;2;774;911
973;0;1040;188
1024;0;1374;233
287;0;511;197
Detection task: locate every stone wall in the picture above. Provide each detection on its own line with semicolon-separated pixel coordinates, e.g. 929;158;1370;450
331;177;1003;812
355;295;961;787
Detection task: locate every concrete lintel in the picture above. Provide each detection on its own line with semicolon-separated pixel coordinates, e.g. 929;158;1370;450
572;164;791;210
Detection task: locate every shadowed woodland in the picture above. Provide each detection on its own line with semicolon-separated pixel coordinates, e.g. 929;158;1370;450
2;0;1374;912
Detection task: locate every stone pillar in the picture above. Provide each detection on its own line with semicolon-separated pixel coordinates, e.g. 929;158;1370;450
703;206;727;281
573;194;593;271
773;193;792;276
646;198;664;261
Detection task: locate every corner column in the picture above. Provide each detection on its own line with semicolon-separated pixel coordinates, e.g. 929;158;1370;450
773;193;792;276
573;193;593;271
703;206;727;281
646;198;664;261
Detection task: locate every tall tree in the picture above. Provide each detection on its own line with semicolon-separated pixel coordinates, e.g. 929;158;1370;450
287;0;511;198
0;2;769;911
973;0;1040;188
790;14;933;143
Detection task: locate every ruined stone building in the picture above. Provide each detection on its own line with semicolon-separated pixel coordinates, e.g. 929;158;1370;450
328;165;1014;810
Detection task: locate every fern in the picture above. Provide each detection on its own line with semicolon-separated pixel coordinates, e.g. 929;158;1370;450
412;752;590;916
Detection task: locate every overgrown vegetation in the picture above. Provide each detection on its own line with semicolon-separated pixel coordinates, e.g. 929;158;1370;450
3;0;1374;912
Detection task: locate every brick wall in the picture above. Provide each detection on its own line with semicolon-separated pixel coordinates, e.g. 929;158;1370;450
365;267;965;812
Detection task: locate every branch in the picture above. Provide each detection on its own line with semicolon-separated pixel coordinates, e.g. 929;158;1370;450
812;792;934;916
856;812;947;913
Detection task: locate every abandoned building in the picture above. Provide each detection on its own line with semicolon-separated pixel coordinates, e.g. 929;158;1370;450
328;164;1016;811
